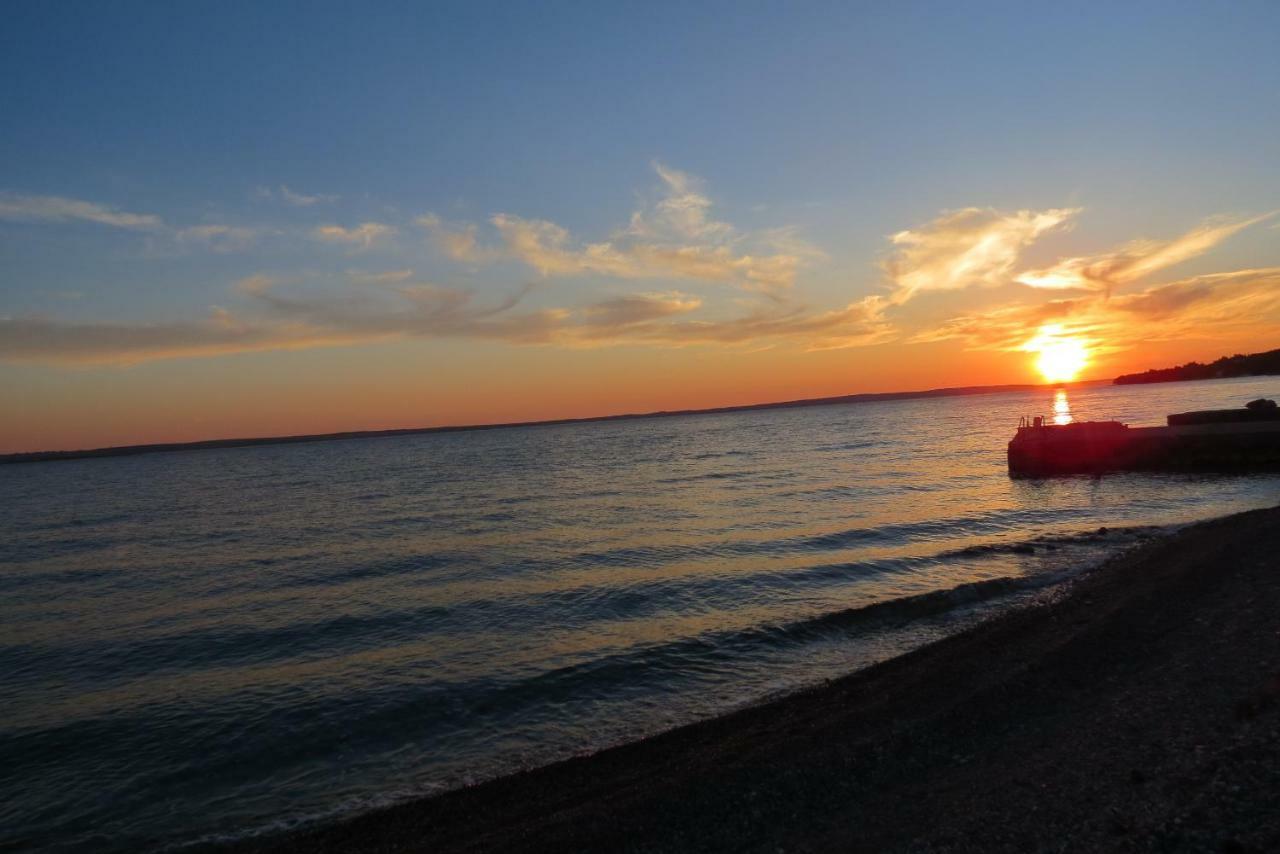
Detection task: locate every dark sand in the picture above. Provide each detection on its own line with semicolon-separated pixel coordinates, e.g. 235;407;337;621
225;507;1280;853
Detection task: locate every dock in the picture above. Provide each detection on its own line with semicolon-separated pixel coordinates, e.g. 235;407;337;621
1007;399;1280;477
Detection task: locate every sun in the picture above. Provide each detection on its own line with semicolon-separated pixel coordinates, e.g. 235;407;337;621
1027;325;1089;384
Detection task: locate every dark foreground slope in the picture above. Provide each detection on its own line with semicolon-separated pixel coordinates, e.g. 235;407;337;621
226;508;1280;854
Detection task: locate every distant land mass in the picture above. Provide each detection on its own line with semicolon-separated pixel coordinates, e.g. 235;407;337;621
2;381;1101;465
1114;347;1280;385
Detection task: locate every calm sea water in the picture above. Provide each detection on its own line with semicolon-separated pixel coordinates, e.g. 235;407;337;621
4;377;1280;851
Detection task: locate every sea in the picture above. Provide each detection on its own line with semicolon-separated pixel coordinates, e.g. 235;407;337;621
4;376;1280;852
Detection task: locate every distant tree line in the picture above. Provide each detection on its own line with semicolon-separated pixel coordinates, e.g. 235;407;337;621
1114;347;1280;385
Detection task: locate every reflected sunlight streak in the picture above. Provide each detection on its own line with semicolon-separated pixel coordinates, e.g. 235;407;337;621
1053;389;1072;425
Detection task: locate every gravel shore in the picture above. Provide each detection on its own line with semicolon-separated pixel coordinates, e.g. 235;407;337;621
225;506;1280;853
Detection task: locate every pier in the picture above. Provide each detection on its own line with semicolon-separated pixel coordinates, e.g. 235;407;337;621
1007;399;1280;476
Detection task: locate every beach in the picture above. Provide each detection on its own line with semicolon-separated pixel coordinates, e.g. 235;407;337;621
224;506;1280;853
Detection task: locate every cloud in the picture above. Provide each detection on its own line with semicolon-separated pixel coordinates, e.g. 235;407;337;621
233;273;276;296
256;185;338;206
0;274;889;365
917;268;1280;355
1016;213;1275;292
419;163;811;293
482;213;803;291
599;295;891;349
347;268;415;284
624;162;734;242
0;193;162;230
580;292;704;330
280;185;337;206
0;284;558;365
312;222;396;251
175;224;257;253
882;207;1079;303
416;214;500;263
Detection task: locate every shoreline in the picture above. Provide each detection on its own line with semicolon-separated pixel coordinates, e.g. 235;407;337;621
216;505;1280;853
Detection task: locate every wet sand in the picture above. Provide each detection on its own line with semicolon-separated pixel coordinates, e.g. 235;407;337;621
225;506;1280;853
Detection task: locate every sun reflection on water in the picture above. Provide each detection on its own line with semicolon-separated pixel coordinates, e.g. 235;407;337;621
1053;389;1072;425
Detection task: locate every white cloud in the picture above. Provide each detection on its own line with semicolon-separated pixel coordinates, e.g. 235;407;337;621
176;224;257;252
256;185;338;206
312;222;396;251
1016;213;1275;292
280;185;337;206
883;207;1079;303
0;193;162;230
419;163;812;293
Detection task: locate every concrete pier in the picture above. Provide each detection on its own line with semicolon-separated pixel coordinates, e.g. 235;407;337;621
1007;402;1280;477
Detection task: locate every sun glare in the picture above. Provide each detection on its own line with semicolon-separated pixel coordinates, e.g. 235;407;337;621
1027;325;1089;384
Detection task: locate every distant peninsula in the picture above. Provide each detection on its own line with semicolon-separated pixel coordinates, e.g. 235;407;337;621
2;381;1095;465
1114;347;1280;385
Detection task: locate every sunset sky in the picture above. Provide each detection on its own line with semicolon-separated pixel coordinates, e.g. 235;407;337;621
4;2;1280;453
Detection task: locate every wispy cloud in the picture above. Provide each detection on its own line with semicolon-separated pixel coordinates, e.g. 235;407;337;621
416;214;501;264
916;268;1280;355
347;268;416;284
596;295;891;349
0;193;162;230
312;222;396;251
419;163;814;293
0;276;888;365
882;207;1079;303
256;185;338;206
175;224;257;253
1016;213;1275;292
0;282;556;365
579;292;704;330
624;163;734;242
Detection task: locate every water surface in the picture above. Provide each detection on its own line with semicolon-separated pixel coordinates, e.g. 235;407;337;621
3;377;1280;851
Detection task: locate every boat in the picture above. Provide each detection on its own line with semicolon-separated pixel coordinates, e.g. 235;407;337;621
1007;398;1280;477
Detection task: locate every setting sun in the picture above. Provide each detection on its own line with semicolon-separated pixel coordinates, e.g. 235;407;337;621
1027;325;1089;384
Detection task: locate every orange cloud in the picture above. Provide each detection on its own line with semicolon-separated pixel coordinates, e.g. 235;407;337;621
917;268;1280;356
1016;213;1275;292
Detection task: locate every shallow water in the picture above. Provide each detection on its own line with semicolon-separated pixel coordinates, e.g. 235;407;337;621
3;376;1280;851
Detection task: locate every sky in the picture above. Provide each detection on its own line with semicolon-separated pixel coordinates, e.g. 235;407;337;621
3;1;1280;453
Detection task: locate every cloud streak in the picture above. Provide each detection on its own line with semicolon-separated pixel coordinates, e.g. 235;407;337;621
256;185;338;206
175;224;257;253
0;276;888;364
0;193;162;230
1016;213;1275;292
312;222;396;251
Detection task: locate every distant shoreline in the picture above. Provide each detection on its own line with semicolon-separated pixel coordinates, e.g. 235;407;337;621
1113;346;1280;386
2;380;1105;465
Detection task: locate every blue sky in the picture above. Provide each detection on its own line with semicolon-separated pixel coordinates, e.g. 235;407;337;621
3;2;1280;450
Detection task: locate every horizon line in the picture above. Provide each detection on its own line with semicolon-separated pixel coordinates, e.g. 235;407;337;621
2;378;1114;465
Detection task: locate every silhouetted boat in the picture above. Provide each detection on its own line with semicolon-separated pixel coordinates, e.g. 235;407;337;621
1008;398;1280;477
